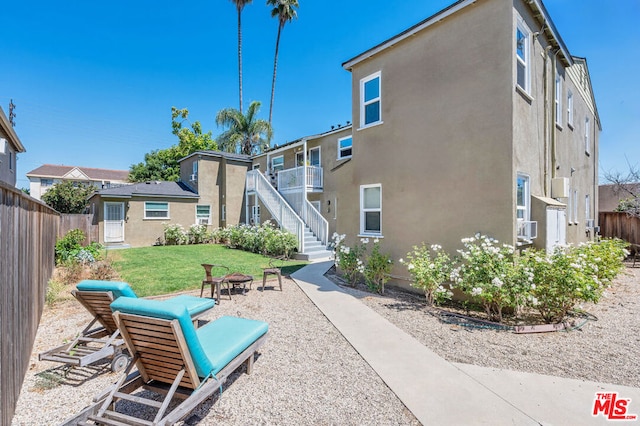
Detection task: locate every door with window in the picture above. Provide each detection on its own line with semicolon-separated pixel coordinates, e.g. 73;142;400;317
104;202;125;243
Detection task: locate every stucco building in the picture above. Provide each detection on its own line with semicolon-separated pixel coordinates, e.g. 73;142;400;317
26;164;130;200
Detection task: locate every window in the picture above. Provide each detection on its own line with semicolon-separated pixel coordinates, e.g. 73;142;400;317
8;152;13;171
360;184;382;235
555;72;562;126
338;136;352;159
360;72;381;127
567;90;574;127
196;204;211;225
271;155;284;172
585;194;591;221
41;178;53;187
252;163;260;170
516;174;530;221
572;190;579;223
192;161;198;175
144;202;169;219
296;152;304;167
516;21;531;93
584;117;591;155
221;204;226;222
309;147;320;167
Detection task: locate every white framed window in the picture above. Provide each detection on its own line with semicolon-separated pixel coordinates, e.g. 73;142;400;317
221;204;226;222
338;136;352;159
196;204;211;225
585;194;591;221
584;117;591;155
516;174;530;221
41;178;53;187
572;190;579;224
555;72;562;126
515;20;531;93
9;152;13;171
252;163;260;170
360;184;382;235
567;90;574;128
271;155;284;172
192;161;198;175
296;151;304;167
309;147;321;167
145;202;169;219
360;72;381;127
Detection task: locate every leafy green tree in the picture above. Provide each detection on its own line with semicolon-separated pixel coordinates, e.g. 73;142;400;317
129;108;217;182
267;0;299;125
41;181;96;213
230;0;253;113
216;101;272;155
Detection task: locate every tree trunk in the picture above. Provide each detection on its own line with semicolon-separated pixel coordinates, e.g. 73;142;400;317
269;23;283;125
237;8;243;113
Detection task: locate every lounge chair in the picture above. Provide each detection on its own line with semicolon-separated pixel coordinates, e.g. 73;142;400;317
39;280;215;372
63;297;268;426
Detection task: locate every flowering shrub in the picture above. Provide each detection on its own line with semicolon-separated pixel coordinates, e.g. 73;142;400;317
218;221;297;258
451;234;532;322
163;223;188;245
55;229;104;265
362;239;393;294
331;233;366;287
521;239;627;323
401;244;453;306
187;224;210;244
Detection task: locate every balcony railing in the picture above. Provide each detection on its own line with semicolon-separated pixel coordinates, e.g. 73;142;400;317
277;166;323;192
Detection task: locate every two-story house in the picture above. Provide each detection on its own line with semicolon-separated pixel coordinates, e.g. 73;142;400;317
27;164;130;200
245;0;600;283
0;107;26;187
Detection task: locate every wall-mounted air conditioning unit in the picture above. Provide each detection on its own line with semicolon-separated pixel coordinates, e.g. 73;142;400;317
517;221;538;241
189;174;197;182
551;177;570;198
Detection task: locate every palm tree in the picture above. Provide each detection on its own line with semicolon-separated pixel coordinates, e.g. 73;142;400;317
230;0;253;113
267;0;299;124
216;101;273;155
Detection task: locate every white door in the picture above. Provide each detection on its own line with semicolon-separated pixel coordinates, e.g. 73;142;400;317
104;202;125;243
546;208;567;252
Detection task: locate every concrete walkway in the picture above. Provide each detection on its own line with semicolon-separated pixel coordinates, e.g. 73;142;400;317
292;261;640;425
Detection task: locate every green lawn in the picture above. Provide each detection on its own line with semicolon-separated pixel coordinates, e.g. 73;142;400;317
108;244;308;297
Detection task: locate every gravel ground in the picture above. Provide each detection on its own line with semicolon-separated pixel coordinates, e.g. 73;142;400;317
12;264;639;425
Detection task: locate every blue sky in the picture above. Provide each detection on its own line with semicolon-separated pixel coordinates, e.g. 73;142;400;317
2;0;638;189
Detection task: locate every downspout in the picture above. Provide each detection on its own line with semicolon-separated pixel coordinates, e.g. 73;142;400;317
550;49;560;180
221;156;227;228
542;45;552;196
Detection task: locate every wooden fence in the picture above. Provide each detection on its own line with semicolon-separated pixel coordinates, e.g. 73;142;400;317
598;211;640;244
59;213;98;244
0;181;59;425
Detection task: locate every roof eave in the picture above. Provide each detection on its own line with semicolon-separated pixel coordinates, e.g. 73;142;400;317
0;107;26;153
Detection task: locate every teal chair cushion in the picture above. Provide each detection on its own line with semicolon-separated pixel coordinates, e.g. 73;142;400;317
166;294;215;317
110;298;268;379
77;280;137;299
76;280;215;317
196;316;269;375
110;297;214;378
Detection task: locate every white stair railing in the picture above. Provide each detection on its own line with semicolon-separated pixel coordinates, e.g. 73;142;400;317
302;200;329;247
246;170;305;252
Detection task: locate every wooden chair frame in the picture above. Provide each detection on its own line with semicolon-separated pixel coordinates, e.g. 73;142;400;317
62;311;267;426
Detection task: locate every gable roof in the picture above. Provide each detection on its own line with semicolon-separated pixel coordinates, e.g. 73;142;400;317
26;164;130;181
0;106;25;153
91;181;198;200
342;0;573;70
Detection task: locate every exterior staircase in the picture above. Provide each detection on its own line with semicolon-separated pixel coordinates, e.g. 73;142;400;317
246;170;332;260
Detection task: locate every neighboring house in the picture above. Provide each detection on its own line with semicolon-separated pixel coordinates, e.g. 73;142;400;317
0;107;26;187
89;151;251;247
244;0;600;282
599;183;640;212
26;164;130;200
